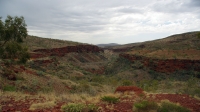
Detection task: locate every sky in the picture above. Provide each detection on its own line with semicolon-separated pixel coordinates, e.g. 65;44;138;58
0;0;200;44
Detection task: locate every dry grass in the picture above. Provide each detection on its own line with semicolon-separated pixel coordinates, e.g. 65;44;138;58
159;99;181;107
128;49;200;60
29;101;56;110
24;35;82;51
193;95;200;100
0;91;32;101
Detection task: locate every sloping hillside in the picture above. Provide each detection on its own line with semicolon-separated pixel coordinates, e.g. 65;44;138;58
23;35;83;51
97;43;120;48
1;32;200;112
119;31;200;73
108;31;200;56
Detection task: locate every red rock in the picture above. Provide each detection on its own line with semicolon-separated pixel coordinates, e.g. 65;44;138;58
31;45;103;59
115;86;144;95
120;53;200;73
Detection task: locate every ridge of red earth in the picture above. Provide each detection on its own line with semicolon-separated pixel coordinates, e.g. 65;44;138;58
115;86;144;96
30;45;103;59
120;53;200;73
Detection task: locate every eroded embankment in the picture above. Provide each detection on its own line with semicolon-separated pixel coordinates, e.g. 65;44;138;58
120;53;200;73
30;45;103;58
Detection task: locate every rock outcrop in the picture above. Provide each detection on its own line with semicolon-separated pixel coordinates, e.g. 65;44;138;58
120;53;200;73
30;45;103;58
115;86;144;95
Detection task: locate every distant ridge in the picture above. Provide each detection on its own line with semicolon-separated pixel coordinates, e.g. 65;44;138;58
97;43;120;48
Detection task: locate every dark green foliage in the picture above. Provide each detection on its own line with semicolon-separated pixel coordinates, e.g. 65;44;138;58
105;57;132;75
3;85;16;91
158;102;190;112
0;16;27;44
131;60;144;69
170;70;196;81
101;96;119;104
0;15;29;63
148;70;165;80
1;41;30;63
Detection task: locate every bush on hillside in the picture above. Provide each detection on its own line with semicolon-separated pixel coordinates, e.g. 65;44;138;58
61;103;98;112
133;100;158;111
122;80;132;86
101;96;119;104
3;85;16;91
133;100;190;112
158;101;190;112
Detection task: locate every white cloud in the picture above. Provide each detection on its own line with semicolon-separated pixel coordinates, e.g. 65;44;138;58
0;0;199;44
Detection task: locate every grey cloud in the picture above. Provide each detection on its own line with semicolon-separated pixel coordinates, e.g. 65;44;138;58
152;0;200;14
1;0;199;44
188;0;200;7
118;7;143;14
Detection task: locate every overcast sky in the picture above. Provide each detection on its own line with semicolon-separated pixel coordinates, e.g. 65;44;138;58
0;0;200;44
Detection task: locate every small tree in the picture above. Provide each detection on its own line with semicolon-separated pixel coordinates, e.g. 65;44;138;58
0;15;29;63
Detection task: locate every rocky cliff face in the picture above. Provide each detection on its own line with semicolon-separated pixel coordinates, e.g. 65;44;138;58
30;45;103;58
120;53;200;73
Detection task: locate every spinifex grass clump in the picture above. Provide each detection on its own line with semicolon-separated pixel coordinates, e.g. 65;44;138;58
3;85;16;91
61;103;98;112
133;100;190;112
62;103;85;112
158;101;190;112
101;96;119;104
133;100;158;111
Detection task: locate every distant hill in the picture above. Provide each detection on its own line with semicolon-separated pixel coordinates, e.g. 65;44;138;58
97;43;120;48
108;31;200;50
23;35;83;51
121;31;200;60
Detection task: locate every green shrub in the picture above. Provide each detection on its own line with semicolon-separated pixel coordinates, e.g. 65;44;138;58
87;104;99;111
131;61;143;69
134;100;148;109
133;100;190;112
62;103;84;112
122;80;132;86
3;85;16;91
61;103;98;112
133;100;158;111
101;96;119;104
158;101;190;112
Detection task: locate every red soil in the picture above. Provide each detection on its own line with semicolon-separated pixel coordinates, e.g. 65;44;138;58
120;53;200;73
1;87;200;112
0;96;64;112
30;45;103;59
98;93;200;112
148;94;200;112
115;86;144;95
